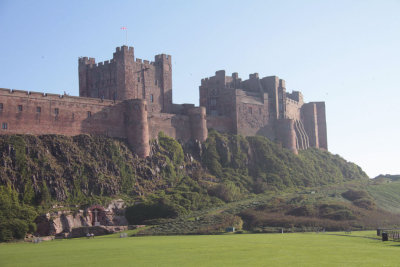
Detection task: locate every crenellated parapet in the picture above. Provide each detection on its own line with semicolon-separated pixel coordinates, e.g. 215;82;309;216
78;46;173;113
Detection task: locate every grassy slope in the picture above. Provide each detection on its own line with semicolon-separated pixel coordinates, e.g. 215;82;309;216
367;181;400;214
139;179;400;235
1;231;399;266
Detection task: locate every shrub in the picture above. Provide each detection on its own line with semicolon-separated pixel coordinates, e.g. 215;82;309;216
342;189;370;201
353;198;376;210
0;185;37;242
158;132;184;165
125;201;179;225
208;181;241;202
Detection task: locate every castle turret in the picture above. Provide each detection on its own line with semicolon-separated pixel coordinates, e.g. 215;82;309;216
315;102;327;150
188;106;208;142
125;99;150;157
302;103;319;148
78;57;96;97
154;54;173;113
276;119;298;154
113;46;135;100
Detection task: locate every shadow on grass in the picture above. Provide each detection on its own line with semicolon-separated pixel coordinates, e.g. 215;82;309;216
326;233;381;241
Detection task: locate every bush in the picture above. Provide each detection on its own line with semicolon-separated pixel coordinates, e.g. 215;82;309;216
353;198;375;210
0;185;37;242
158;132;184;165
208;181;241;202
319;204;355;220
125;201;180;225
342;189;370;201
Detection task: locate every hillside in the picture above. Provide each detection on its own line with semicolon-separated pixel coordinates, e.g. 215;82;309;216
0;131;369;240
367;179;400;214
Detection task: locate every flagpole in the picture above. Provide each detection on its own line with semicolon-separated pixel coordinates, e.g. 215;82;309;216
121;26;128;46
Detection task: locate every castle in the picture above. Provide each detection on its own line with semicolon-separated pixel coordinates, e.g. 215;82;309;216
0;45;327;156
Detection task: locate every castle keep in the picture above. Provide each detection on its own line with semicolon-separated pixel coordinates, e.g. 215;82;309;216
0;46;326;156
200;71;327;154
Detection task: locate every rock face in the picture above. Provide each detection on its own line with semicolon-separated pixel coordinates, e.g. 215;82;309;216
0;134;205;202
35;199;128;236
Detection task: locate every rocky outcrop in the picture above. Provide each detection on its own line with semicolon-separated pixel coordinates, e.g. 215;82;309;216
35;199;129;236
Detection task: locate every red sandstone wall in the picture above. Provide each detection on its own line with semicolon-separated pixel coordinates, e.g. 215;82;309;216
79;46;173;114
285;98;302;121
0;88;206;158
276;119;298;154
0;89;126;138
188;107;207;142
206;115;234;133
235;90;270;137
315;102;328;150
125;99;150;157
301;103;319;148
148;112;192;141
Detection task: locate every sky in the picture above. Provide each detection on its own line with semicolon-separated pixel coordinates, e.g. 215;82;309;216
0;0;399;177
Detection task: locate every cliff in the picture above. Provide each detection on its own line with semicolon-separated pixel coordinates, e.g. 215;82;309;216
0;132;368;241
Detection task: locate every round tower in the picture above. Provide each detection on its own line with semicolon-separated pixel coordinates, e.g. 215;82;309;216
125;99;150;157
188;106;208;142
276;119;298;154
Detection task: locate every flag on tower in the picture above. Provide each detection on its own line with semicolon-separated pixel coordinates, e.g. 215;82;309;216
120;27;128;45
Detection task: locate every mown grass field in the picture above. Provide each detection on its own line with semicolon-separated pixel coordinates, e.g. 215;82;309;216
1;231;399;266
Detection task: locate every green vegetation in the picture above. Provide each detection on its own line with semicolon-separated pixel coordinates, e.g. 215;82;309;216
0;132;378;240
367;180;400;213
202;130;368;193
0;186;37;242
1;231;400;266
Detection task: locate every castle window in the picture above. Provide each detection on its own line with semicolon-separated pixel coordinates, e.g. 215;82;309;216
150;94;154;103
36;107;41;113
2;122;7;130
54;108;59;116
137;77;140;82
0;103;3;111
18;105;23;112
249;107;252;114
210;98;217;106
155;80;158;86
259;108;262;115
87;111;91;118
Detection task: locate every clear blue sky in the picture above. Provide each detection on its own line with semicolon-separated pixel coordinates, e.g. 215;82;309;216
0;0;399;177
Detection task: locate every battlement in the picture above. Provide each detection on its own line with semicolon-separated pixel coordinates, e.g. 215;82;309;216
287;91;303;104
249;73;259;79
154;54;171;64
115;45;134;54
78;57;96;65
0;88;117;105
112;45;134;60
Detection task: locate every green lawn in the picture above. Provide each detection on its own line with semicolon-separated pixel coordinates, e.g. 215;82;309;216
1;231;399;266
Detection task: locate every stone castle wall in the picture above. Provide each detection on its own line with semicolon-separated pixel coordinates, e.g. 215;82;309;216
0;88;206;157
200;71;328;153
0;45;327;157
79;46;173;113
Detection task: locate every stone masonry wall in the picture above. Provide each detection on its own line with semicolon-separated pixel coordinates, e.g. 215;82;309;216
200;71;327;152
79;46;173;113
0;88;204;157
